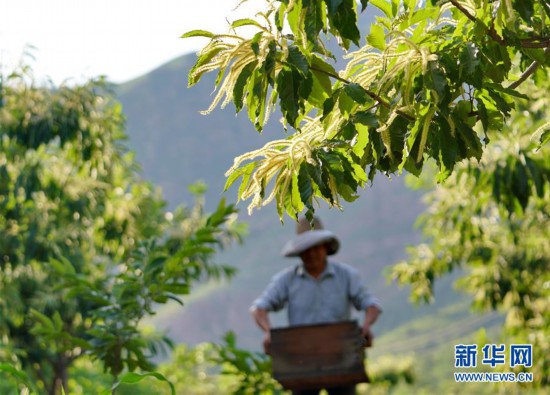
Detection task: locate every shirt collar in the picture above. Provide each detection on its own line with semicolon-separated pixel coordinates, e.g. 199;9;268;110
296;260;335;278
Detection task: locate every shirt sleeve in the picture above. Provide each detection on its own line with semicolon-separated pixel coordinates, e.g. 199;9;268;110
347;267;382;312
250;270;290;312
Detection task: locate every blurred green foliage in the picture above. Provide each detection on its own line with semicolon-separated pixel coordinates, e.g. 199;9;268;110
159;333;284;395
393;70;550;387
0;68;245;394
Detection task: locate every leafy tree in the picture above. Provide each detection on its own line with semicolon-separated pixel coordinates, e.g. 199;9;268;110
365;354;415;394
184;0;549;219
392;71;549;386
209;332;285;395
183;0;549;390
0;69;245;394
159;342;226;395
159;333;285;395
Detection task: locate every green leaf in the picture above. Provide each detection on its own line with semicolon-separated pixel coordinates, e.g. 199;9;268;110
277;68;301;127
49;257;76;276
380;115;407;166
334;151;359;187
250;32;263;56
233;63;255;113
425;64;447;98
481;44;511;83
512;0;534;20
310;54;338;76
352;124;370;158
540;130;550;147
214;65;227;87
370;0;393;18
303;0;326;42
417;106;436;163
404;0;417;10
162;283;189;294
231;18;265;29
432;116;457;181
328;0;361;47
273;2;287;30
188;47;223;86
453;115;482;161
306;162;334;203
237;162;257;199
512;160;530;209
225;162;256;196
351;162;367;182
181;30;214;38
360;0;369;11
110;372;175;395
367;24;386;51
336;183;360;202
322;95;337;121
299;72;314;104
324;0;344;14
391;0;400;16
403;155;423;176
264;41;277;85
487;90;513;116
287;46;310;76
354;111;378;127
29;308;55;331
340;120;356;140
459;43;479;75
0;364;35;387
485;83;529;100
541;0;550;18
291;171;305;212
407;6;437;26
344;83;369;104
476;90;504;132
309;71;332;107
320;151;345;173
287;0;303;38
524;156;544;197
533;122;550;150
338;90;357;117
246;68;268;131
298;164;314;212
477;99;489;133
52;311;64;331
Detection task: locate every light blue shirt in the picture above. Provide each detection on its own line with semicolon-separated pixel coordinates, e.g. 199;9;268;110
251;260;381;326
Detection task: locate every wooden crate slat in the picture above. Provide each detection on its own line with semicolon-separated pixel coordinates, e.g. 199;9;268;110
270;321;369;390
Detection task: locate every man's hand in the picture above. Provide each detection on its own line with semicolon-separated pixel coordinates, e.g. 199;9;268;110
263;332;271;354
251;307;272;354
362;305;381;347
362;324;373;347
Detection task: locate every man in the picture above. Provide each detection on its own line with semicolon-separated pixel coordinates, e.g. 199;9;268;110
250;217;382;395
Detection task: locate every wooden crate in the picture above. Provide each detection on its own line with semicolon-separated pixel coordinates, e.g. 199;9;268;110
270;321;369;390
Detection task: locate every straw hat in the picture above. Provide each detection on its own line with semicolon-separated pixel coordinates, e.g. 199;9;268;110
281;217;340;257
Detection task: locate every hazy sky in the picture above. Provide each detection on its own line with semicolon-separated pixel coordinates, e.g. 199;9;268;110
1;0;261;85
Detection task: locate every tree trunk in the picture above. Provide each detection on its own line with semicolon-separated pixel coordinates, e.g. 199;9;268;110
52;355;69;395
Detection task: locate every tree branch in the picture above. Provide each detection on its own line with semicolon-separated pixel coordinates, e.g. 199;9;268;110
519;39;550;49
448;0;476;23
448;0;550;49
507;44;550;89
448;0;507;45
309;65;415;121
